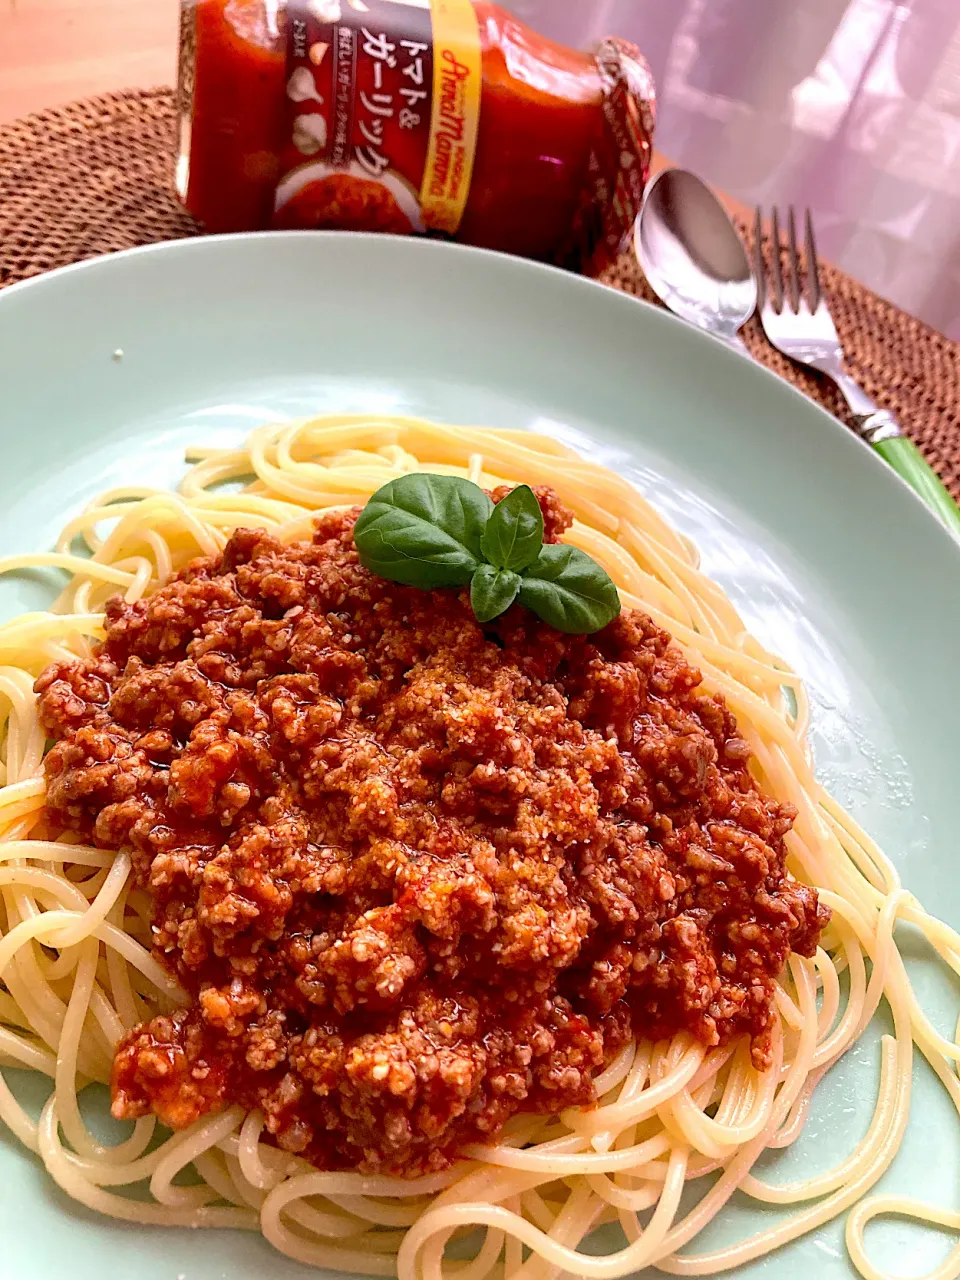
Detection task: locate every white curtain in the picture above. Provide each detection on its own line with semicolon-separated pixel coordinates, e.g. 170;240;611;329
508;0;960;339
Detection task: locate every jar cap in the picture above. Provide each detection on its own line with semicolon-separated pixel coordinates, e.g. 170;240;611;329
560;37;657;275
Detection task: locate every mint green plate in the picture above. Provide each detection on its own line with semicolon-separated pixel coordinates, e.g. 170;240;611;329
0;234;958;1280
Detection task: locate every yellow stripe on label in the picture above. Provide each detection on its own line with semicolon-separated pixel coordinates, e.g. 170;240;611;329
421;0;482;235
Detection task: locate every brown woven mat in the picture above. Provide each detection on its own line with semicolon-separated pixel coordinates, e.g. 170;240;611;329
2;87;959;500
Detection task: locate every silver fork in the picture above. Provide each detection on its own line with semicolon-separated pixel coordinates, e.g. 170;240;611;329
754;206;960;537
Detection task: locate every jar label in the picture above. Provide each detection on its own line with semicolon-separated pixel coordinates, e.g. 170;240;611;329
419;0;482;234
276;0;481;236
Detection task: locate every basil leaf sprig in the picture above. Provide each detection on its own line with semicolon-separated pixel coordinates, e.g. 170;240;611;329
480;483;544;572
518;544;622;635
353;474;621;635
471;565;521;623
350;473;492;588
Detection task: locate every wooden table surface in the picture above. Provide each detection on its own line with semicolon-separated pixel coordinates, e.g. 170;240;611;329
0;0;177;124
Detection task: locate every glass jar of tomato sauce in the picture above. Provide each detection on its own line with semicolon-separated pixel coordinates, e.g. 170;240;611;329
175;0;655;269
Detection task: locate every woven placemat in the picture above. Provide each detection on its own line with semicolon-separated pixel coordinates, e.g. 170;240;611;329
2;87;959;500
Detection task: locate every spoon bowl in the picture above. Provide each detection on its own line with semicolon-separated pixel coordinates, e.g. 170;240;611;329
635;168;757;348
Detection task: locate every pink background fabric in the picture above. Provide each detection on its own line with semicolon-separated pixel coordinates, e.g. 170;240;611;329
508;0;960;338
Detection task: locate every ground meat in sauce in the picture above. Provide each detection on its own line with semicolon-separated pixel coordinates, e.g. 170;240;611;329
36;486;828;1175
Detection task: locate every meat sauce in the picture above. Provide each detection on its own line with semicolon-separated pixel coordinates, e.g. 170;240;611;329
37;488;826;1174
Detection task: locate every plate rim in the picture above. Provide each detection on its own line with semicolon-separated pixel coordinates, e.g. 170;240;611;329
2;228;957;566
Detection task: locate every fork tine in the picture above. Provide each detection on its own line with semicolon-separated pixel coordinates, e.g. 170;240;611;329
753;207;766;309
769;207;785;313
786;207;803;311
804;207;821;310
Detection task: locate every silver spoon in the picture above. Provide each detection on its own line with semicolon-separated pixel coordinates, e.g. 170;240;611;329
634;167;756;353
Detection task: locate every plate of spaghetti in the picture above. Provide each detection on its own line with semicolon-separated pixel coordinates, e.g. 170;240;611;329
0;233;958;1280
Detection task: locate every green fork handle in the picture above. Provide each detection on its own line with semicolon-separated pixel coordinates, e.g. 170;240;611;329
871;435;960;539
816;370;960;539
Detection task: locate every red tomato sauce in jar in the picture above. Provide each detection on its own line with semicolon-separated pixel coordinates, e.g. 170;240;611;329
177;1;286;234
176;0;655;267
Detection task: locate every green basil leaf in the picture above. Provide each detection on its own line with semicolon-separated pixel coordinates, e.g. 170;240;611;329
519;544;621;634
480;484;544;572
353;473;494;589
470;565;521;624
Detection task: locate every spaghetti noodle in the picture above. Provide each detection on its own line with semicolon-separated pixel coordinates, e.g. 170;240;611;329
0;414;957;1280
